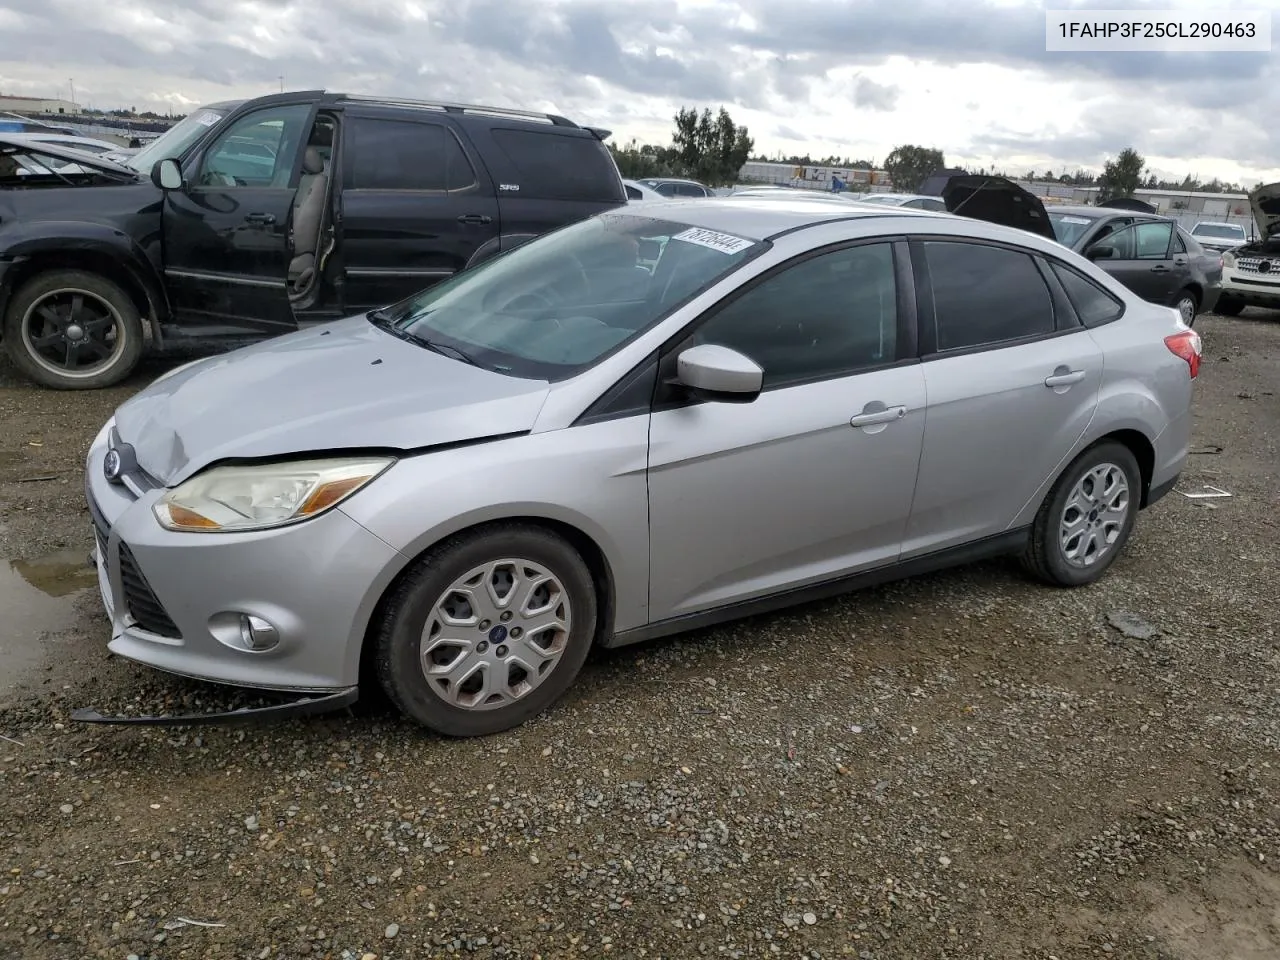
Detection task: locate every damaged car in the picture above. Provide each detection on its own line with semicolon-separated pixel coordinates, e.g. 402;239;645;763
0;90;627;390
82;199;1199;734
1214;182;1280;317
921;174;1221;324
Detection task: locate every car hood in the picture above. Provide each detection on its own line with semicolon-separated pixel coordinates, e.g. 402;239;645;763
0;134;142;179
113;316;551;486
1249;181;1280;239
921;173;1056;240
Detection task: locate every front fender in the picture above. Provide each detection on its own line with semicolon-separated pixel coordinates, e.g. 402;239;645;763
0;220;169;331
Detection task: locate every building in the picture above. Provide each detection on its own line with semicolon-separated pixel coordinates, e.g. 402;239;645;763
0;94;82;115
738;160;893;191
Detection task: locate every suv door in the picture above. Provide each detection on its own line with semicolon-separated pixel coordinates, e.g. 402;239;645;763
902;238;1103;556
1083;220;1182;303
337;112;499;312
163;102;316;333
646;240;926;620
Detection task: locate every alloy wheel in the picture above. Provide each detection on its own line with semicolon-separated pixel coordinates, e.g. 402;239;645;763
1059;462;1130;569
21;288;126;379
420;558;572;710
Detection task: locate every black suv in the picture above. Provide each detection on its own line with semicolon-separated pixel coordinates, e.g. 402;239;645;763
0;90;627;388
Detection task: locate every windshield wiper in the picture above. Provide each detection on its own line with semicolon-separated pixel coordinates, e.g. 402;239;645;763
366;310;482;368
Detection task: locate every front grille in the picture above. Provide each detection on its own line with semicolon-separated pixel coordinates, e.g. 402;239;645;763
117;542;182;639
1235;258;1277;276
88;494;110;555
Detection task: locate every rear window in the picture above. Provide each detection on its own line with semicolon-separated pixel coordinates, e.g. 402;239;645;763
490;128;622;202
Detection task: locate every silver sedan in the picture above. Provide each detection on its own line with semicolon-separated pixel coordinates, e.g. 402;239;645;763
86;197;1200;736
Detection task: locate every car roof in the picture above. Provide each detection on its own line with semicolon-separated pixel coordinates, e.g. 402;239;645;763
614;196;959;241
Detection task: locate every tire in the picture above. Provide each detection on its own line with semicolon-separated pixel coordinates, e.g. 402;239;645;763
373;523;598;737
2;269;144;389
1173;289;1198;327
1215;296;1245;317
1020;441;1142;588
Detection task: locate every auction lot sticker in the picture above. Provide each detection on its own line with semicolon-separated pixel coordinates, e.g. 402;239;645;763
672;227;755;255
1046;9;1271;51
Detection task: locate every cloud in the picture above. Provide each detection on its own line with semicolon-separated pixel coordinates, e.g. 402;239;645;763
0;0;1271;183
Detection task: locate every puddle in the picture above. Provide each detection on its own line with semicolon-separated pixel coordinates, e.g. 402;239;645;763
0;549;96;696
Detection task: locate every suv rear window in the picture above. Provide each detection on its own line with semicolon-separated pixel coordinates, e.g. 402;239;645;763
490;128;621;202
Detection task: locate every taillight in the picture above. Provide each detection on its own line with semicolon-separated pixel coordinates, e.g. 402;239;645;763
1164;330;1202;379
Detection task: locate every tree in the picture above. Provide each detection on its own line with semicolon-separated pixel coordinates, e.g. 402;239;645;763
668;105;754;186
1096;147;1145;202
882;144;945;192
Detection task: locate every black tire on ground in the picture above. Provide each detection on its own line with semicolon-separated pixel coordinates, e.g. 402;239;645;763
1020;440;1143;588
373;523;598;737
2;269;145;389
1215;296;1246;317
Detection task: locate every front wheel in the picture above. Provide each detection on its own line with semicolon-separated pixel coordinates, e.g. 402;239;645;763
373;524;598;737
1214;296;1246;317
2;269;144;389
1021;441;1142;587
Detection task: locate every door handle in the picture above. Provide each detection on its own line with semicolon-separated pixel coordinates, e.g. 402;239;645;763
244;213;276;225
850;405;906;428
1044;370;1086;388
1149;264;1169;272
457;214;493;225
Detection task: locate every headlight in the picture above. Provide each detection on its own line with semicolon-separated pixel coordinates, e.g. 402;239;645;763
153;456;395;533
1223;252;1236;268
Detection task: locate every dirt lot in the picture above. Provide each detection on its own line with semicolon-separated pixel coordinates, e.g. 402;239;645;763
1;310;1278;960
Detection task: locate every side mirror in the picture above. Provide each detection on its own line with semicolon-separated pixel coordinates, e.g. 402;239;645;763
674;344;763;403
1086;244;1114;260
154;158;183;191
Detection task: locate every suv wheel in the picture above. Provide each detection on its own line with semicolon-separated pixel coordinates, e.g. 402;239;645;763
3;270;144;389
373;524;598;737
1021;441;1142;587
1215;296;1245;317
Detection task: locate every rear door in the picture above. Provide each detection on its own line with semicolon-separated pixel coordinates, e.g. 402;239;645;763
902;238;1103;556
163;102;316;333
1085;220;1182;304
336;110;499;312
463;122;626;248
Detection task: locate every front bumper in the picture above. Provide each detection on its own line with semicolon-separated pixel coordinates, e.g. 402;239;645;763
1221;263;1280;305
86;422;405;693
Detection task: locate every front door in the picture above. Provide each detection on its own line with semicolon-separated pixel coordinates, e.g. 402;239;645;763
647;240;926;621
902;238;1103;556
337;113;500;312
162;102;316;335
1086;220;1185;304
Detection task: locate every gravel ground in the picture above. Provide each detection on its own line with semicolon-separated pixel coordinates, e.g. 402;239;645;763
1;310;1278;960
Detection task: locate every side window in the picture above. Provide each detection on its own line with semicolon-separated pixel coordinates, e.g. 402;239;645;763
691;243;898;388
197;104;312;188
675;183;707;198
923;241;1055;351
1091;223;1136;259
1050;262;1124;328
1133;221;1174;259
1172;229;1187;254
347;118;476;192
489;128;622;202
653;182;680;197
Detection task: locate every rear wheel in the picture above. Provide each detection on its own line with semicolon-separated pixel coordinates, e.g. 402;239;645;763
1021;441;1142;587
2;269;144;389
1214;296;1246;317
1173;289;1198;327
373;524;597;737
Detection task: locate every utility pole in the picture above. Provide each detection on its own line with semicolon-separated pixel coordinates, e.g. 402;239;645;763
69;77;75;106
279;75;284;93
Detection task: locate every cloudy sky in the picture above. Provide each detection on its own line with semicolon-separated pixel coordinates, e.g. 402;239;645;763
0;0;1276;185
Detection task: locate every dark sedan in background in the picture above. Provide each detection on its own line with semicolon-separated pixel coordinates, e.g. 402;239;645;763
923;176;1222;325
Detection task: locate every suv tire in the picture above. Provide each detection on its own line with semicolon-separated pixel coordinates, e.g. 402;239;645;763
3;269;144;389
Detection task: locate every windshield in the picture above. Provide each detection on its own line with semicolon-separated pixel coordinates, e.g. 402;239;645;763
1191;223;1245;239
1048;212;1101;246
126;108;227;174
375;213;765;379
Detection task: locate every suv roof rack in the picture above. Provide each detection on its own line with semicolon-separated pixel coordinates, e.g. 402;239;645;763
337;94;579;128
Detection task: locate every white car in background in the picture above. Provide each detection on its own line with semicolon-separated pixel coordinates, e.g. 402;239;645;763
854;192;948;212
1188;221;1249;254
4;133;125;176
622;179;669;203
1215;182;1280;317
